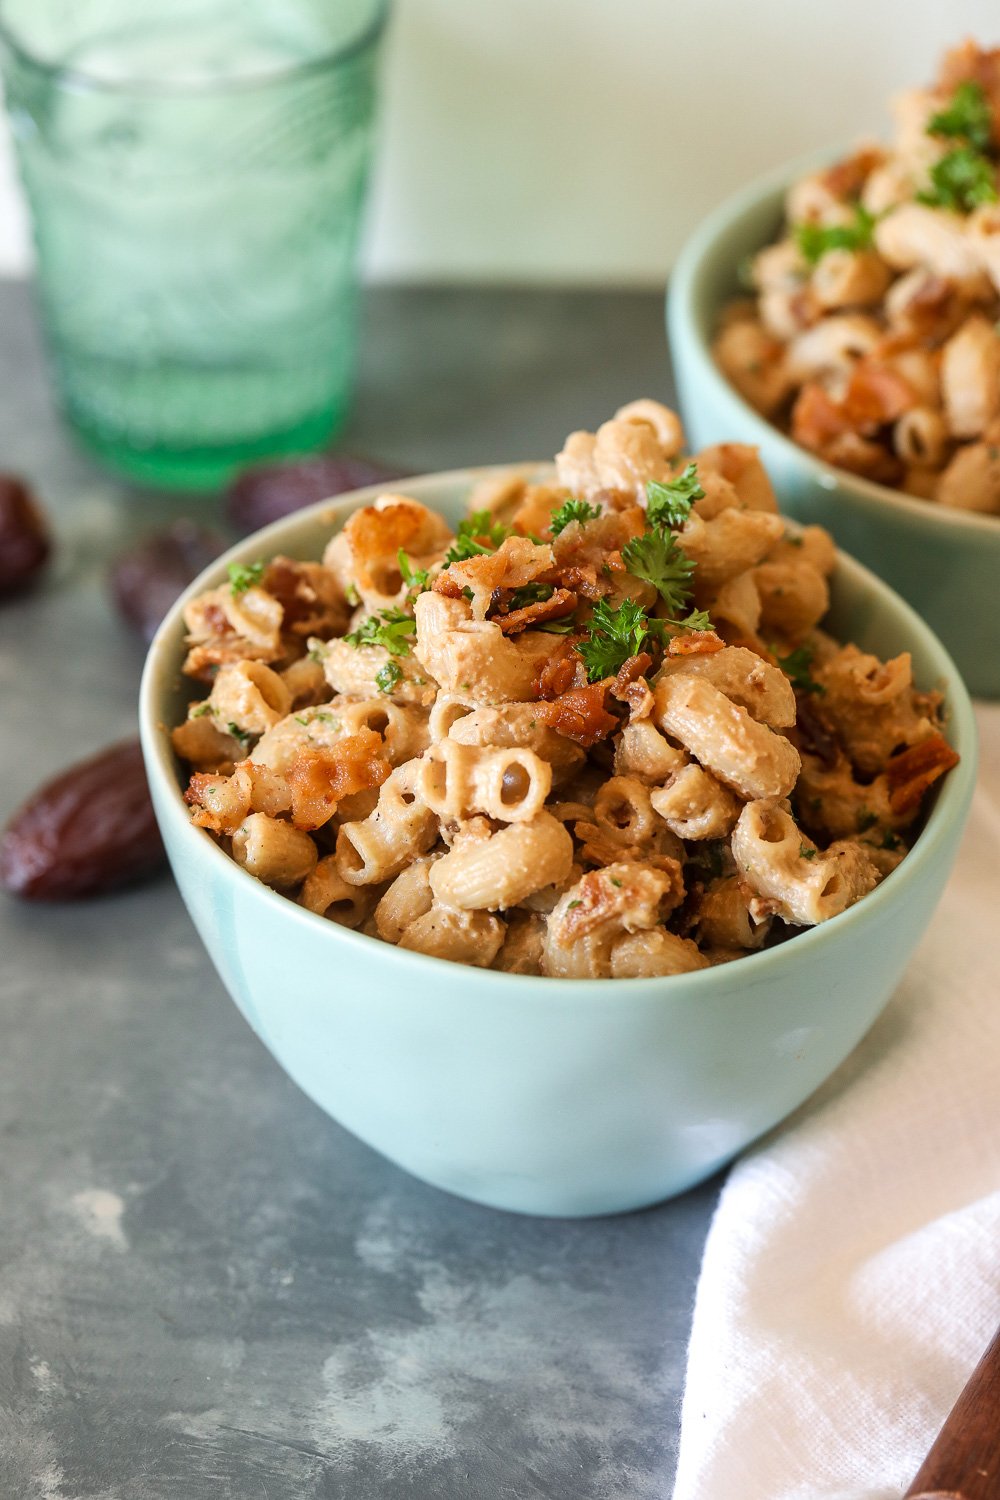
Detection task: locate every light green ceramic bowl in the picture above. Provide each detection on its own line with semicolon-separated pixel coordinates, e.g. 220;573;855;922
668;158;1000;699
139;470;977;1217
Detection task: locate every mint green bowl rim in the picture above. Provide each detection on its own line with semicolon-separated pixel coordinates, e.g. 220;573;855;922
669;151;1000;544
139;467;979;1004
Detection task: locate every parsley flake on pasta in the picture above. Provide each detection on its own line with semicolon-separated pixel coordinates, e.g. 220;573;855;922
621;529;695;614
228;560;265;596
644;465;704;529
927;78;993;153
576;597;660;682
549;497;602;536
345;608;417;656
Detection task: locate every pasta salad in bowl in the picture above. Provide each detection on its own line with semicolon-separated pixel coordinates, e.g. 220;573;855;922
668;41;1000;696
140;400;975;1215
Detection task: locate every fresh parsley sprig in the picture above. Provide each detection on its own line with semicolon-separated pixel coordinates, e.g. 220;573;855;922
575;598;663;683
549;497;602;536
444;509;512;565
228;560;265;596
927;79;993;154
918;146;998;213
645;464;704;529
345;607;417;657
621;529;695;615
375;661;403;694
794;204;877;265
398;548;430;594
504;581;554;610
775;642;825;695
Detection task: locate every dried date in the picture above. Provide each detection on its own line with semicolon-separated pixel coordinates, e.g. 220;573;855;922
226;453;403;536
110;520;226;642
0;740;166;900
0;475;51;596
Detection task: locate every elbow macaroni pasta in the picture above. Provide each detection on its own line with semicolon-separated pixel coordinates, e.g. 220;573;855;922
172;398;959;975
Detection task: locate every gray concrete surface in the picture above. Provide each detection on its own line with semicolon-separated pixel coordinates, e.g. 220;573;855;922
0;281;721;1500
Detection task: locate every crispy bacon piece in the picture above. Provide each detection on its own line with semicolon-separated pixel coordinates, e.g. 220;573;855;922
262;556;346;637
667;630;726;656
885;732;960;816
554;563;603;600
841;360;916;431
183;636;273;682
432;571;466;599
286;730;390;830
611;653;653;697
535;683;619;747
494;586;577;636
535;649;585;700
821;146;885;201
792;383;852;452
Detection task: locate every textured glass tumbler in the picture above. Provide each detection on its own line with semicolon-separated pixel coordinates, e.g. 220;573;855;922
0;0;387;490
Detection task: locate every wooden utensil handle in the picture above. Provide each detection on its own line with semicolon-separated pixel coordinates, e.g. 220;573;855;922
904;1323;1000;1499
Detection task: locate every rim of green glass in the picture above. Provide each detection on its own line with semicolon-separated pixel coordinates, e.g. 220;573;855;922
0;0;389;94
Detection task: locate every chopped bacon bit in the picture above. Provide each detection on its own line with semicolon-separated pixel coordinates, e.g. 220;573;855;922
534;650;583;700
885;732;960;816
534;683;618;747
203;601;230;635
432;571;465;598
792;383;852;452
612;653;653;697
622;679;654;719
494;587;577;636
183;636;272;682
604;549;626;573
821;146;884;201
287;729;390;829
555;563;603;600
841;360;915;430
668;630;725;656
262;556;343;636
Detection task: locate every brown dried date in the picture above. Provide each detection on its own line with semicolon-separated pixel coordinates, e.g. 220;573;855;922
110;519;226;642
226;453;403;536
0;740;166;900
0;474;51;596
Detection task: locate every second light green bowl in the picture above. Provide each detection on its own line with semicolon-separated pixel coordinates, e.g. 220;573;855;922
668;159;1000;699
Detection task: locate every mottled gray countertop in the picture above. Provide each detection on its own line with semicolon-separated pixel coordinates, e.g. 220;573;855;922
0;280;721;1500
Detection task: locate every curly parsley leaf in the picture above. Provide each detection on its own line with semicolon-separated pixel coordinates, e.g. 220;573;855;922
505;582;554;611
645;464;704;529
398;548;430;594
443;509;512;566
927;79;993;154
673;606;713;633
775;641;826;695
375;660;403;694
575;597;658;682
621;529;695;614
345;607;417;657
549;497;602;536
228;560;265;596
794;204;877;265
917;146;998;213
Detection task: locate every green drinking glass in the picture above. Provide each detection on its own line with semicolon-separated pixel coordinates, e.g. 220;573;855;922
0;0;388;490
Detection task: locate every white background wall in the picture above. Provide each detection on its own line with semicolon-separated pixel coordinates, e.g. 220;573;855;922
1;0;999;284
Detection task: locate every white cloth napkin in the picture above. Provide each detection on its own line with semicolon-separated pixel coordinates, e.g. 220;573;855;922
672;703;1000;1500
